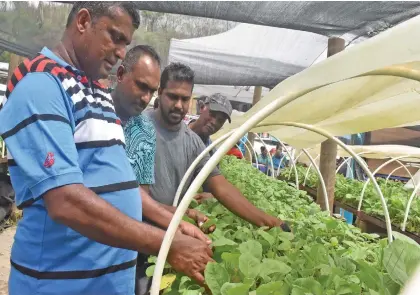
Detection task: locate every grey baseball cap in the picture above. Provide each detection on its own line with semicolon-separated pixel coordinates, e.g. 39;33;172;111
204;93;233;123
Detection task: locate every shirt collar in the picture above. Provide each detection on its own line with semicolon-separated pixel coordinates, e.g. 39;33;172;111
40;47;85;76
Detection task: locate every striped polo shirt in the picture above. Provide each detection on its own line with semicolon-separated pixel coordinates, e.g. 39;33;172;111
0;47;142;295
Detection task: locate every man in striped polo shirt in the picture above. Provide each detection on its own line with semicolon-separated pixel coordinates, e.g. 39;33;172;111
0;3;212;295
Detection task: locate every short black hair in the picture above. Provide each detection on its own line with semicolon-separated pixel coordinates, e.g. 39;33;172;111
153;98;159;109
160;62;194;90
66;2;140;29
122;45;161;72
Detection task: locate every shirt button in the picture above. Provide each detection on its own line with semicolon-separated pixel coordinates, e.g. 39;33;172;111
77;75;82;81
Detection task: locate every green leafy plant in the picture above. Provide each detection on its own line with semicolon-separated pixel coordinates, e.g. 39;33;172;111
282;165;420;234
147;157;420;295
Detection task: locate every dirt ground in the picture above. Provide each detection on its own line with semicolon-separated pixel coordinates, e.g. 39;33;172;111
0;226;15;295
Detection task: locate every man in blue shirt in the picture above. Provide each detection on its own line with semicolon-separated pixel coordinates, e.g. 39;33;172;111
258;146;271;174
0;3;212;295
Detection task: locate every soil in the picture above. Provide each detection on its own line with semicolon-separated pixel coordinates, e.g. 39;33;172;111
0;226;15;295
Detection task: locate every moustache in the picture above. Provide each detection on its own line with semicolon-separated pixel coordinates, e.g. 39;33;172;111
169;110;183;116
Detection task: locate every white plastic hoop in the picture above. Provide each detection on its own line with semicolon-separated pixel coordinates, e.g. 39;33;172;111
234;144;245;159
242;136;259;167
358;155;420;211
172;130;235;206
335;152;370;175
268;136;298;185
150;68;415;294
303;154;320;187
254;132;275;178
385;161;416;187
301;149;329;211
238;138;253;165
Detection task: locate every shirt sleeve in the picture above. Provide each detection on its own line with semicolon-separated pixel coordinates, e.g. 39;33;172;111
124;116;156;185
0;73;83;206
192;134;221;183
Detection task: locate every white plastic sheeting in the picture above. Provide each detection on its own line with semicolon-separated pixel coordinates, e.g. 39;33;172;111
211;15;420;149
169;24;331;87
301;145;420;164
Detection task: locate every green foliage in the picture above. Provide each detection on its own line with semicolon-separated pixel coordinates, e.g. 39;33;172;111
148;156;420;295
0;3;235;65
282;164;420;234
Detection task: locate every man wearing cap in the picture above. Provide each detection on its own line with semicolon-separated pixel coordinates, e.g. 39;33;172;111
187;93;232;157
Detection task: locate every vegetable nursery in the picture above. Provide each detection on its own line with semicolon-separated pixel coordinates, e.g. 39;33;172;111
149;14;420;295
281;164;420;236
148;156;420;295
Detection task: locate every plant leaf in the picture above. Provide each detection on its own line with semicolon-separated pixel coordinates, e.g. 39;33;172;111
205;263;230;295
239;253;261;279
238;240;263;260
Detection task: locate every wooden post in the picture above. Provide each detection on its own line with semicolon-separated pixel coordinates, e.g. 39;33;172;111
316;37;345;212
245;86;262;162
8;54;25;79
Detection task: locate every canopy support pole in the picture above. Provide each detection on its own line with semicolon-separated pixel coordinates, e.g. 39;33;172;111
316;37;345;212
245;86;262;162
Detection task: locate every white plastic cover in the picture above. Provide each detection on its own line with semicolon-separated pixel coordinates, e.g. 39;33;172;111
169;24;331;87
301;145;420;164
212;15;420;150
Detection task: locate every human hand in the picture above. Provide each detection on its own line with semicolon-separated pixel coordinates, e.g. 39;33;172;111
186;208;216;233
193;192;214;204
178;221;212;245
262;215;291;232
168;233;214;284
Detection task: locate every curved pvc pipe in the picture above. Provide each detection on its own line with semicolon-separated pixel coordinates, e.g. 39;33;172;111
152;82;333;295
386;165;407;183
238;140;251;163
303;154;320;187
335;151;369;175
385;161;416;187
268;135;298;185
234;144;245;159
172;130;235;206
293;150;305;166
254;132;275;178
402;180;420;231
336;156;354;176
287;149;304;185
277;154;289;174
358;155;420;211
242;137;259;167
151;122;394;295
265;123;392;243
301;149;329;212
151;67;416;294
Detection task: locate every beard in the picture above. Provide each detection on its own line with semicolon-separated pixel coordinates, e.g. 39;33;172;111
160;107;185;125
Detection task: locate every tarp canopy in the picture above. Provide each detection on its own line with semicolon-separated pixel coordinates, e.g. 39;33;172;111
211;15;420;150
165;2;420;86
169;24;330;87
135;2;420;39
193;85;270;104
1;2;420;59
